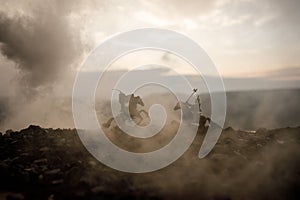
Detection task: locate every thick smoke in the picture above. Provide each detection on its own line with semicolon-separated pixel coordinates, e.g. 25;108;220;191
0;1;84;130
128;127;300;199
0;1;80;92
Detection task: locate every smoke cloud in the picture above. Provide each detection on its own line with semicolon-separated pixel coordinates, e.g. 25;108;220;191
0;1;81;93
0;0;87;130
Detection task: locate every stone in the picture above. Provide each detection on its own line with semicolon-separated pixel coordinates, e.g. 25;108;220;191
5;129;13;136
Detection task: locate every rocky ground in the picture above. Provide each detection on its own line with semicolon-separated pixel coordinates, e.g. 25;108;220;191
0;125;299;200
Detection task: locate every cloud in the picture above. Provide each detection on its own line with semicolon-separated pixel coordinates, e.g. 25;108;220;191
0;0;300;131
0;0;85;129
0;0;81;93
140;0;217;19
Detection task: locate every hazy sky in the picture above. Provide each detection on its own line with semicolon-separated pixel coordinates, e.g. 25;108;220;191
0;0;300;130
0;0;300;94
84;0;300;77
1;0;300;76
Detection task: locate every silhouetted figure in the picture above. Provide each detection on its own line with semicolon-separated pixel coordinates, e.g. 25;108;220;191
128;94;149;124
173;90;210;130
118;90;131;115
103;90;148;128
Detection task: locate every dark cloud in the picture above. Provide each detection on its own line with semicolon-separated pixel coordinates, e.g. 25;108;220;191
0;0;84;130
0;1;81;93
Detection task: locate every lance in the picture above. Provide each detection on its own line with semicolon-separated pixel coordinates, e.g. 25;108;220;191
185;88;198;103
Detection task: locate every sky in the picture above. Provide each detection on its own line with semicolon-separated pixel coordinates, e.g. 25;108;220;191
77;0;300;77
0;0;300;130
0;0;300;86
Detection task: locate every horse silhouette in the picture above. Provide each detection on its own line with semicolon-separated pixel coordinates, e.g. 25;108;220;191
173;95;210;129
103;93;149;128
128;94;149;124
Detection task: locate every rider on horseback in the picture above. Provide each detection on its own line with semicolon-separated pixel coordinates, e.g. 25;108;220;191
173;88;210;129
118;90;131;116
103;89;148;128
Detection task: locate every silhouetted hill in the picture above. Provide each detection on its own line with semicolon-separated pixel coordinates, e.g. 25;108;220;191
0;125;299;199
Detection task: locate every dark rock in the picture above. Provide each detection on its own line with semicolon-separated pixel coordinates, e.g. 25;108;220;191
33;158;48;164
2;192;24;200
0;125;299;199
51;179;63;185
5;129;13;136
20;125;46;136
45;169;61;175
39;147;50;152
10;131;21;137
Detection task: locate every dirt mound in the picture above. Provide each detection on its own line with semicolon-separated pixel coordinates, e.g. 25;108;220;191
0;125;299;199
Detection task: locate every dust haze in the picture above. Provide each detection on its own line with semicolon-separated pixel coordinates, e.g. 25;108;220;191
0;0;299;199
0;0;300;132
0;0;85;129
